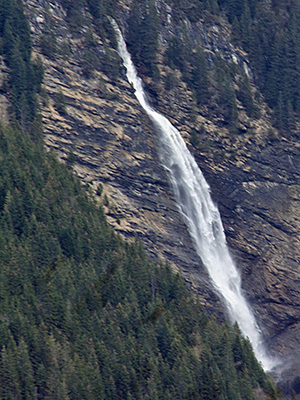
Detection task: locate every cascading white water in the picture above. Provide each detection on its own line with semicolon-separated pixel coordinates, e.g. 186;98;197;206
111;19;278;371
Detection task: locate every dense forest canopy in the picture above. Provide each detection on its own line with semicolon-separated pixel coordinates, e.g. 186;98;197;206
0;0;293;398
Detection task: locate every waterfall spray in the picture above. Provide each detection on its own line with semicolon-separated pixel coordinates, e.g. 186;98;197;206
111;19;279;372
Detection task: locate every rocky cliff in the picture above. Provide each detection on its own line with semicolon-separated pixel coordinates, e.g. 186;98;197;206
22;0;300;391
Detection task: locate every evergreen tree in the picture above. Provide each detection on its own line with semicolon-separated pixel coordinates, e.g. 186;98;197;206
237;73;255;117
127;0;160;76
17;339;35;400
189;47;210;105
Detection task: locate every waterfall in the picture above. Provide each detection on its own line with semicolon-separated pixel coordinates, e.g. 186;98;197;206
111;19;278;372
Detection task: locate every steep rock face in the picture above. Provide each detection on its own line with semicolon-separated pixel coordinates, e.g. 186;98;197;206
202;133;300;383
23;0;300;386
150;3;300;384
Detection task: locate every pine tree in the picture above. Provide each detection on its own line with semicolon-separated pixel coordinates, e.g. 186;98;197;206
0;343;21;399
237;73;255;117
17;339;35;400
127;0;159;76
190;47;210;105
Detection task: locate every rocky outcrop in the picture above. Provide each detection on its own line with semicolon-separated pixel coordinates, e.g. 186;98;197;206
23;0;300;388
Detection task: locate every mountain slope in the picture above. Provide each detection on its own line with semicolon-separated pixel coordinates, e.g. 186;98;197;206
0;120;280;399
20;0;300;388
18;0;300;389
2;0;300;395
0;1;283;398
